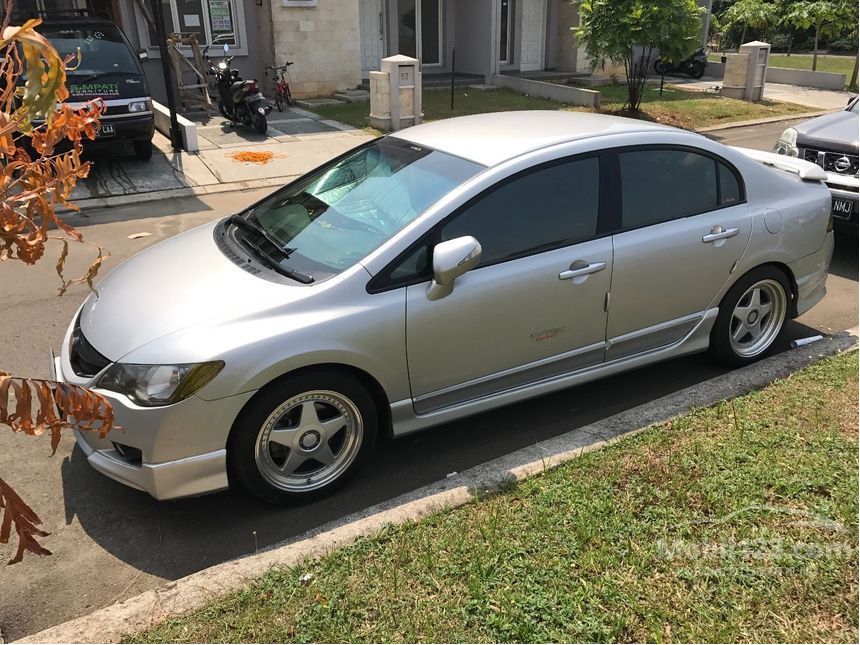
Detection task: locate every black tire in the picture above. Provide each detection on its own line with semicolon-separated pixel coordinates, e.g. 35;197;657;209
284;86;293;106
252;111;268;134
133;140;153;161
690;61;706;79
227;370;379;504
654;60;668;74
275;90;284;112
709;266;791;367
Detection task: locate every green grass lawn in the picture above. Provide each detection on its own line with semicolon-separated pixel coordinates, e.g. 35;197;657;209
129;350;859;644
313;85;812;135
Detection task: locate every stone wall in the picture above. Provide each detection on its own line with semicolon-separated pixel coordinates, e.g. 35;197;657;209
270;0;362;97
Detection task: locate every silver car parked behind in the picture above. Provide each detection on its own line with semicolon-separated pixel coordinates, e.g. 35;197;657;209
55;111;834;503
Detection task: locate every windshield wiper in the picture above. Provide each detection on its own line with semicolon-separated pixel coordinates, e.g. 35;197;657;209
227;214;295;256
229;217;313;284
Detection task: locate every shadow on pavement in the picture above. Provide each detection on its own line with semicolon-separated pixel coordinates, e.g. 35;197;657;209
60;320;819;582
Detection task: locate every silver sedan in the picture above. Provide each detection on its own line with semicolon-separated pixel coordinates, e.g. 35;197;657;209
55;111;834;503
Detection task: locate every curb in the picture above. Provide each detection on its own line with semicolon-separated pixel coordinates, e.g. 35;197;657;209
16;330;858;644
695;110;833;133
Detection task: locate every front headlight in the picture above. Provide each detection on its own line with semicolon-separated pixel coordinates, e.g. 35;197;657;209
774;127;799;157
97;361;224;407
128;100;151;113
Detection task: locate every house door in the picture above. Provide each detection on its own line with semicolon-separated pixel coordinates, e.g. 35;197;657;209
519;0;545;71
396;0;441;65
360;0;384;75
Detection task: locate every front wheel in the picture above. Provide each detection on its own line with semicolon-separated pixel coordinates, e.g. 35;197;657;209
275;90;284;112
689;61;706;79
228;371;378;504
133;140;153;161
252;109;268;134
709;267;791;367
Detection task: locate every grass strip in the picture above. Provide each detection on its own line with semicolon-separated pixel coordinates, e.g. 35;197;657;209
130;350;858;644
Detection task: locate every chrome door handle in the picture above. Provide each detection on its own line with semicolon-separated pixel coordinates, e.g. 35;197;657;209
702;226;739;243
559;261;606;280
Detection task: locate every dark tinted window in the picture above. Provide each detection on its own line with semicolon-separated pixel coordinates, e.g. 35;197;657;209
620;149;718;229
719;162;742;205
441;157;600;266
39;24;139;76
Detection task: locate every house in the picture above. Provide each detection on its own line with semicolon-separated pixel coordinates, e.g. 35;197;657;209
13;0;712;104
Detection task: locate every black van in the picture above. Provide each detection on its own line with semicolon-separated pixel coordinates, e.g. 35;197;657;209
38;17;155;161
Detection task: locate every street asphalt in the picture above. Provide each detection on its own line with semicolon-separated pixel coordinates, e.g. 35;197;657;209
0;119;856;640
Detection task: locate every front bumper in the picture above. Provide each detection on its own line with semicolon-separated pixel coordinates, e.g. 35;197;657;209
55;355;255;500
91;114;155;143
789;230;834;318
824;173;859;227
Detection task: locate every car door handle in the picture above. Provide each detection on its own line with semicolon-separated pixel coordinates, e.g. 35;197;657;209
702;226;739;243
559;261;606;280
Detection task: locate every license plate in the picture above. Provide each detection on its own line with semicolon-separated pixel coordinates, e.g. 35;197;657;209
831;198;855;221
97;124;116;137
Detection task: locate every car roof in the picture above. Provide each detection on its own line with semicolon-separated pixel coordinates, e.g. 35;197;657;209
391;110;675;166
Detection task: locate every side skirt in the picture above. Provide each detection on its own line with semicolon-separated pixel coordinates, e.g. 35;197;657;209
389;307;718;437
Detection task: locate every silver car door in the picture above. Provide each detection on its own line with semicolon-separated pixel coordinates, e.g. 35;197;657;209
606;147;752;360
402;155;612;413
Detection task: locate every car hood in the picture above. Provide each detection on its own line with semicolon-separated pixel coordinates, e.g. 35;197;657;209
80;220;310;361
795;109;859;154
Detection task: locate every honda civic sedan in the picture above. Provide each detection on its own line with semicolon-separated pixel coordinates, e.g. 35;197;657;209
55;111;834;503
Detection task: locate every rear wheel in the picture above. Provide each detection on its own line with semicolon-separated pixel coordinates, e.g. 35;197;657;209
709;267;790;367
284;85;293;106
133;140;153;161
228;371;378;504
654;59;668;74
689;61;706;79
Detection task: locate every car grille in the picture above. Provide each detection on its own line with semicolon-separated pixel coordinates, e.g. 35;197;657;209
69;316;111;378
801;147;859;176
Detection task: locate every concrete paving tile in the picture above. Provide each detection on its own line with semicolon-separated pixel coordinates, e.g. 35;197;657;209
274;119;339;135
197;134;373;183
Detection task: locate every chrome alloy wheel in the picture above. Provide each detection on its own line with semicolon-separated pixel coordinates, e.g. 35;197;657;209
254;390;363;493
728;279;787;358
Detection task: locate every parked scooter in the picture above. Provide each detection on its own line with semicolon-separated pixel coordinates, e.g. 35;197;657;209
653;48;708;79
204;43;270;133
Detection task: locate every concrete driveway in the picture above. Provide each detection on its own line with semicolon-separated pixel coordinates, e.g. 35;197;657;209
0;119;856;641
71;109;371;202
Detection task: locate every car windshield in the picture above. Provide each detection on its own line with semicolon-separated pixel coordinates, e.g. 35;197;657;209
40;24;139;76
236;137;483;281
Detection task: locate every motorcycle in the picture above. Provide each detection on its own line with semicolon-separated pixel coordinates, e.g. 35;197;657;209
653;48;708;79
205;43;270;134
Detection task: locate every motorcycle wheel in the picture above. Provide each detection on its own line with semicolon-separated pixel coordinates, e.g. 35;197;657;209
690;61;706;79
218;101;231;120
252;111;268;134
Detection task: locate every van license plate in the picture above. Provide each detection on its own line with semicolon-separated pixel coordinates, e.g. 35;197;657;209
97;124;116;137
832;198;855;221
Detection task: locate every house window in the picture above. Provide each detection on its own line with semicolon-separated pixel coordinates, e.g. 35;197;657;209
144;0;239;48
499;0;512;63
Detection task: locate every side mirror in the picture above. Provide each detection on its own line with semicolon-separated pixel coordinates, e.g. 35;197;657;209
426;236;482;301
137;48;148;61
223;43;230;54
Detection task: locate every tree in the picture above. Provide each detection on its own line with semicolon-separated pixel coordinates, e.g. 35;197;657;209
575;0;703;113
720;0;779;46
0;4;115;564
783;0;856;70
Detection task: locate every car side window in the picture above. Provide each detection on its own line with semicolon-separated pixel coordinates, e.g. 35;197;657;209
440;156;600;267
619;149;718;229
719;162;742;205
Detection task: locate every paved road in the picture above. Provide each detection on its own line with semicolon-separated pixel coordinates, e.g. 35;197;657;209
1;120;856;640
